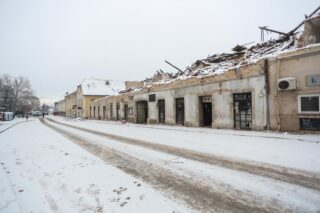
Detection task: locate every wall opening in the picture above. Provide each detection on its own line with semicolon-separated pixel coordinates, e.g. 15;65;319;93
110;103;113;119
300;118;320;131
176;98;185;125
103;106;106;119
124;104;128;121
136;101;148;124
200;96;212;127
234;93;252;129
158;99;165;123
116;104;120;120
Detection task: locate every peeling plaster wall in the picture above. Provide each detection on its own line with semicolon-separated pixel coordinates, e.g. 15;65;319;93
134;74;267;130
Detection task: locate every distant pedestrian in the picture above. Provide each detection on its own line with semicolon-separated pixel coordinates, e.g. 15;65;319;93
42;113;45;118
26;114;28;120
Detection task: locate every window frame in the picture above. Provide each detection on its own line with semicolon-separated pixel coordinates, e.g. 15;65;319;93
298;94;320;114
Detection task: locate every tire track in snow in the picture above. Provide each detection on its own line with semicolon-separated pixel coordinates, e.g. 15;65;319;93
41;118;293;213
45;117;320;192
0;119;34;134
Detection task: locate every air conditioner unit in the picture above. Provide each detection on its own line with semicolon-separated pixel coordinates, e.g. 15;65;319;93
277;77;297;90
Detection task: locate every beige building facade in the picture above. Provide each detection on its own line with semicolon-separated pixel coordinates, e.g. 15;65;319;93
90;61;268;130
54;99;66;116
268;45;320;131
65;91;77;117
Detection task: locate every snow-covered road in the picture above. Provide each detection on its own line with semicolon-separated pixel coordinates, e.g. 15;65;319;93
48;116;320;173
0;119;191;213
1;116;320;212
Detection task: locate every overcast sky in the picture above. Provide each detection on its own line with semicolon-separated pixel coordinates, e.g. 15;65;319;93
0;0;319;105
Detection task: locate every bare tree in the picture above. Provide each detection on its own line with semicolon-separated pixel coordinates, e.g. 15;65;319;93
0;74;37;114
0;74;14;111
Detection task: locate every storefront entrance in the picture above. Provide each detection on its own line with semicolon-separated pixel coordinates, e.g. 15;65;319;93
201;96;212;127
137;101;148;124
234;93;252;129
158;99;165;123
176;98;185;125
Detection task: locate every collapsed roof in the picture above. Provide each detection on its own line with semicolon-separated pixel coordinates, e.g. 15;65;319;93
143;7;320;86
143;33;301;86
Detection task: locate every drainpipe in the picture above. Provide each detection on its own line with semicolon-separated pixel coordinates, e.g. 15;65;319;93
275;59;281;131
264;59;270;130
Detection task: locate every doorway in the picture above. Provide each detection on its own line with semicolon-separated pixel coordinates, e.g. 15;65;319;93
103;106;106;119
200;96;212;126
136;101;148;123
109;103;113;119
124;104;128;121
116;104;120;120
176;98;184;125
158;99;165;123
234;93;252;129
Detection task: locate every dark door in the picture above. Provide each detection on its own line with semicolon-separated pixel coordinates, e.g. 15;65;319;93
103;106;106;119
234;93;252;129
110;104;113;119
176;98;184;125
124;104;128;121
137;101;148;123
158;100;165;123
116;104;120;120
203;102;212;126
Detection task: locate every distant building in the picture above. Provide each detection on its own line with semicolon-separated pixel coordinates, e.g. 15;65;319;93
60;79;126;119
65;91;77;117
54;99;66;116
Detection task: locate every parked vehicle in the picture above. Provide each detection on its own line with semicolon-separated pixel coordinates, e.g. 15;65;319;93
31;111;42;116
0;112;14;121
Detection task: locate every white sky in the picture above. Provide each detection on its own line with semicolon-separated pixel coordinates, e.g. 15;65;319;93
0;0;319;105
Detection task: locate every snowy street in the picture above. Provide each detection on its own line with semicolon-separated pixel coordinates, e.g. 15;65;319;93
1;117;320;212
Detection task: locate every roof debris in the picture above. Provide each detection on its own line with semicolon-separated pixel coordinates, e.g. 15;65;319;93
140;7;320;87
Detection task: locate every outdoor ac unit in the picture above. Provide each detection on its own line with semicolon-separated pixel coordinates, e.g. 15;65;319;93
277;77;297;90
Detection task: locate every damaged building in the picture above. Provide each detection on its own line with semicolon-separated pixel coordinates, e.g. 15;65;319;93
89;11;320;131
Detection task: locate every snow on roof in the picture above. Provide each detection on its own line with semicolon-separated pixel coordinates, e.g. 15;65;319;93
81;79;126;96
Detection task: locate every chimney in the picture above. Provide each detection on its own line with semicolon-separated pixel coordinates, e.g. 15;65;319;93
303;14;320;46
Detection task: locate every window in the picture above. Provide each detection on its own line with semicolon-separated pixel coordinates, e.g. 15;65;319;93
149;94;156;102
300;118;320;131
298;94;320;114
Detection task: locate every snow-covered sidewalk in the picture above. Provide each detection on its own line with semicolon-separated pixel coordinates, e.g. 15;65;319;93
0;119;191;213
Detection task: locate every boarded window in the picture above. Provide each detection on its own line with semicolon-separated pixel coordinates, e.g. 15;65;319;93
301;96;319;112
149;94;156;102
300;118;320;131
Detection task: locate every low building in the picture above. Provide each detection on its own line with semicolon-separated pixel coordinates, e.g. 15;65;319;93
89;14;320;131
54;99;66;116
132;61;267;130
90;92;135;122
76;79;126;119
65;91;77;117
59;79;126;119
